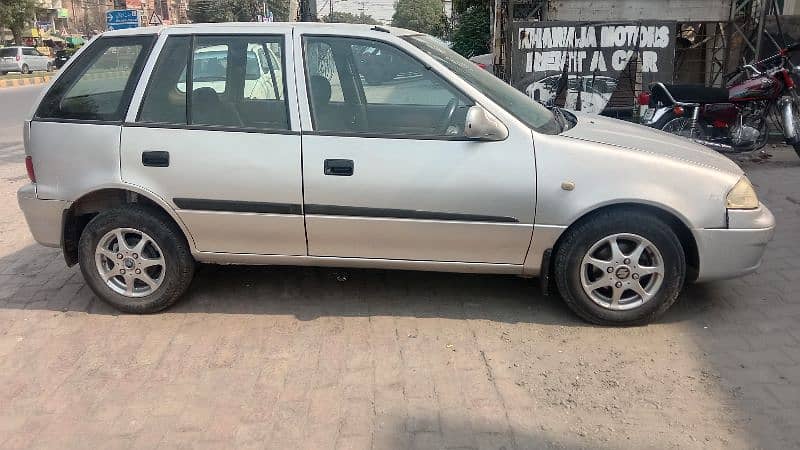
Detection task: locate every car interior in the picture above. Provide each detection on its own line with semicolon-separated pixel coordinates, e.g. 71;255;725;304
304;37;472;137
138;36;288;130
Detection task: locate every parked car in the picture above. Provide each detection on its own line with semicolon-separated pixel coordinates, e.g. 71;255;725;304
18;23;775;325
53;48;78;69
469;53;493;71
0;46;53;74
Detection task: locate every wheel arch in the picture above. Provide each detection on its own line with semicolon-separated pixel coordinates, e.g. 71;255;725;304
62;186;195;266
550;202;699;282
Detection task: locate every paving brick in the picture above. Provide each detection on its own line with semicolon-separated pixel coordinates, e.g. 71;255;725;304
0;146;799;448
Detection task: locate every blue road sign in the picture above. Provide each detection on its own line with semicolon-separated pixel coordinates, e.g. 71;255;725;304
106;9;138;30
108;22;139;30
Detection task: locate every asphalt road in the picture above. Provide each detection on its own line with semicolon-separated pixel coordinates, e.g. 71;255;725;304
0;85;43;149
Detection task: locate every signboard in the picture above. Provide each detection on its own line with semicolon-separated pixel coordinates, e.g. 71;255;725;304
148;12;163;26
57;8;69;18
106;9;139;31
511;21;675;114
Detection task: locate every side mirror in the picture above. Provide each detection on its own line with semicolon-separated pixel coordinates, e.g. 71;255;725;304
464;105;508;141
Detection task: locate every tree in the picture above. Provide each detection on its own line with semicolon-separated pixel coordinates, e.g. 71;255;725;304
322;11;379;25
188;0;289;23
391;0;444;35
0;0;37;44
451;4;489;57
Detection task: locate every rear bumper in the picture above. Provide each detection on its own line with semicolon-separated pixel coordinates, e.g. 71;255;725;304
0;62;22;72
694;205;775;282
17;184;70;248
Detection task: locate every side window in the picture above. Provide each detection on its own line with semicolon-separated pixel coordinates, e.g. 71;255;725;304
137;34;289;130
193;40;229;94
138;36;190;124
36;36;154;121
304;36;471;136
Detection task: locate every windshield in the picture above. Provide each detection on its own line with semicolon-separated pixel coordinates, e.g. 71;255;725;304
403;34;561;135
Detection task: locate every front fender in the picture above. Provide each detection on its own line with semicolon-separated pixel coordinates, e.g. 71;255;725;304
532;132;740;230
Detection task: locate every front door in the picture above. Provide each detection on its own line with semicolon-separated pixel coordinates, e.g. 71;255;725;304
298;34;536;264
121;29;306;256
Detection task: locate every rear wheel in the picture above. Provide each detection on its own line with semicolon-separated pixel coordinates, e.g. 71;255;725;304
78;205;195;313
20;64;30;74
554;209;686;325
661;116;707;140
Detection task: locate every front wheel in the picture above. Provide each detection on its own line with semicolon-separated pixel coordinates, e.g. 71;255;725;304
78;205;195;313
554;210;686;325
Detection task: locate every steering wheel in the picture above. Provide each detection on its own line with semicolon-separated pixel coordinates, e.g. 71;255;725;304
437;98;458;135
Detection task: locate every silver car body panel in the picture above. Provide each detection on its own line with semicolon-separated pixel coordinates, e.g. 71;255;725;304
17;23;775;283
28;121;124;201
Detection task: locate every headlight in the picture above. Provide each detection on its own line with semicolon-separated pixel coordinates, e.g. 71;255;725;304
726;177;759;210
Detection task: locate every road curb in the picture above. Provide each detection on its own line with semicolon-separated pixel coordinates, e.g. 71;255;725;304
0;75;53;89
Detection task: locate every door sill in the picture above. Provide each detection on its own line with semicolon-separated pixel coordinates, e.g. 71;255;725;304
194;252;524;275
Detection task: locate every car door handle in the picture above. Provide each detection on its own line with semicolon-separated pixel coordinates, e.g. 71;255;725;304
142;151;169;167
324;159;354;176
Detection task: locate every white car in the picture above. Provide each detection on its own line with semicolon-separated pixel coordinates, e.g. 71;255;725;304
0;46;53;74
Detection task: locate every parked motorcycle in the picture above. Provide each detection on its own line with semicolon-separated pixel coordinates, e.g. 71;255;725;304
639;42;800;158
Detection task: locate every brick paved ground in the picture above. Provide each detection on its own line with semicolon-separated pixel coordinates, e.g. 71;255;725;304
0;142;799;449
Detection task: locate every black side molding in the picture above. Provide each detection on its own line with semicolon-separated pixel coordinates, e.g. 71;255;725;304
304;204;519;223
174;198;302;215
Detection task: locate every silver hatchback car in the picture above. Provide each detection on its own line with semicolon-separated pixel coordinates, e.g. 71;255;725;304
18;23;775;325
0;46;53;74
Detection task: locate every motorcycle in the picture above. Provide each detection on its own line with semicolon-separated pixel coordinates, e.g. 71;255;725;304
638;42;800;158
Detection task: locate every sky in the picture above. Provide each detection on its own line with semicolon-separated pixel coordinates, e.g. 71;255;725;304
317;0;397;24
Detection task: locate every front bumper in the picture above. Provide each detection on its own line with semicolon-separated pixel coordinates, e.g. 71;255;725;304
694;204;775;282
17;184;70;248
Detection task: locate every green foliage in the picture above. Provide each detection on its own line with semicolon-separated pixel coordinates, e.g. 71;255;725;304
322;11;379;25
451;5;490;57
0;0;37;44
391;0;445;35
188;0;289;23
452;0;487;15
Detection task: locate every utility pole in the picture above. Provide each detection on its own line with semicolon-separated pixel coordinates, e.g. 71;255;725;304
289;0;299;21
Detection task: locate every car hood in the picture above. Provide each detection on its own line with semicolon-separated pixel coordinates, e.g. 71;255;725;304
561;113;743;176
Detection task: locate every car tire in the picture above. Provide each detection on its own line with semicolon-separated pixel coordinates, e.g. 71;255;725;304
554;209;686;326
0;71;6;75
78;205;195;313
20;64;30;74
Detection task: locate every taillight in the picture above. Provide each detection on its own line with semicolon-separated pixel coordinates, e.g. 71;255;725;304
16;54;20;61
25;156;35;183
673;106;685;116
637;91;651;106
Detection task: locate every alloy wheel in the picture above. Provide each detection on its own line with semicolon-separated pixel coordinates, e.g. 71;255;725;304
95;228;165;298
580;233;665;311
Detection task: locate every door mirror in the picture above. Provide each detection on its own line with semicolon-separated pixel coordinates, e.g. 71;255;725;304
464;105;508;141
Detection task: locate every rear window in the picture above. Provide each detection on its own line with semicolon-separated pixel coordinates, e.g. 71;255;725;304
0;48;18;57
35;36;155;122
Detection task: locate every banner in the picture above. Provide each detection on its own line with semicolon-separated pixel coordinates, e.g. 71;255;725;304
511;21;675;114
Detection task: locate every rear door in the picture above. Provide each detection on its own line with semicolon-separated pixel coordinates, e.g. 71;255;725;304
121;27;306;256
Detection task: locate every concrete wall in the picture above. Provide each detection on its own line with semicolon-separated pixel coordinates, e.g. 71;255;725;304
547;0;734;22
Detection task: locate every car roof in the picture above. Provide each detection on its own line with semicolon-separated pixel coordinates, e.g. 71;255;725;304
102;22;417;38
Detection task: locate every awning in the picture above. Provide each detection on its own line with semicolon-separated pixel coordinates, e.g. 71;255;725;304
45;35;66;43
65;36;85;45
